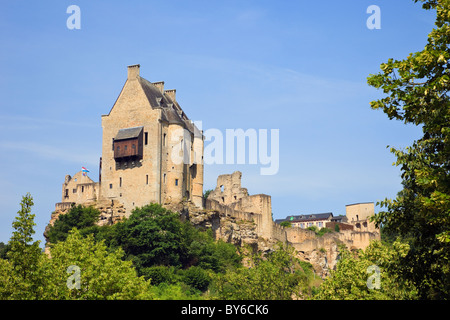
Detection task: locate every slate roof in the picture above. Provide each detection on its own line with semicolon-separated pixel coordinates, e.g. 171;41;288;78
138;77;199;135
276;212;333;224
114;126;143;141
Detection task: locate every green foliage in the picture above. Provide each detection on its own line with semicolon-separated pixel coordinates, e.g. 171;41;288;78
367;0;450;299
180;266;211;292
89;203;241;277
313;241;418;300
279;221;292;228
211;243;310;300
3;193;43;299
47;205;100;244
140;266;178;286
203;189;213;199
0;242;8;259
108;203;185;269
149;282;203;300
317;227;333;237
40;228;152;299
334;224;340;232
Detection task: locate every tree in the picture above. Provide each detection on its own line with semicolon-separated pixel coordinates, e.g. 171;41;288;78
109;203;186;270
203;189;213;200
279;221;292;228
212;243;309;300
367;0;450;299
313;241;418;300
3;193;43;299
46;204;100;244
42;228;152;300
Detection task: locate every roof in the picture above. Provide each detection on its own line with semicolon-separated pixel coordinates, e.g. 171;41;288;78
114;126;143;141
277;212;333;223
138;77;199;134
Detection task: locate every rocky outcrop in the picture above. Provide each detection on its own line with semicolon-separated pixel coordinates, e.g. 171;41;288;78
168;200;341;278
45;198;343;278
44;199;127;254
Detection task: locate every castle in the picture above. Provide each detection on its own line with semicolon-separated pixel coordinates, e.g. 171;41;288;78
48;65;380;275
56;64;203;216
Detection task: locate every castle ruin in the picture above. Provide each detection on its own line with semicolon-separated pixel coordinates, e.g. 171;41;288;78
47;65;380;276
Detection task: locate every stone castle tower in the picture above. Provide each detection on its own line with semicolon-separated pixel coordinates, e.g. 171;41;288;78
58;64;204;216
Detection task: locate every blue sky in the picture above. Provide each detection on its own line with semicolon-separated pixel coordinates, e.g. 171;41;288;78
0;0;435;246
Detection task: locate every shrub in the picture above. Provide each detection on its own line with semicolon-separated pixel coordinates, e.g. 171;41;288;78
180;266;211;292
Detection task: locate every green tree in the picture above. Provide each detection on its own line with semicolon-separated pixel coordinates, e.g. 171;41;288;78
46;204;100;244
203;189;213;200
3;193;43;299
313;241;418;300
41;228;152;300
180;266;211;292
279;221;292;228
212;243;309;300
367;0;450;299
110;203;186;270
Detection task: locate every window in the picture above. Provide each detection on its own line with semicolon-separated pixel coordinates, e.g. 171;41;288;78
81;186;84;193
119;177;122;187
163;173;166;184
64;189;69;198
132;144;136;149
318;222;323;228
72;188;76;193
163;133;166;146
175;179;178;186
117;146;120;152
146;175;148;185
109;184;113;189
124;145;127;151
145;132;148;145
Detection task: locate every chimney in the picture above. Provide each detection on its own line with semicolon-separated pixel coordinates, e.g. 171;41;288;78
152;81;165;94
164;89;176;102
127;64;140;80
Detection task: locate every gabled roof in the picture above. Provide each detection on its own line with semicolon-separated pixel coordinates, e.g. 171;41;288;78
138;76;198;134
114;126;143;141
105;69;202;137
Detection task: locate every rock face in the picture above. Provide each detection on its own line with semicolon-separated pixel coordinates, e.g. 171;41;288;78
44;199;128;254
170;200;341;278
45;198;342;277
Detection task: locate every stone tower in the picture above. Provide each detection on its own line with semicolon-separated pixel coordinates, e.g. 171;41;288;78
99;64;204;214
